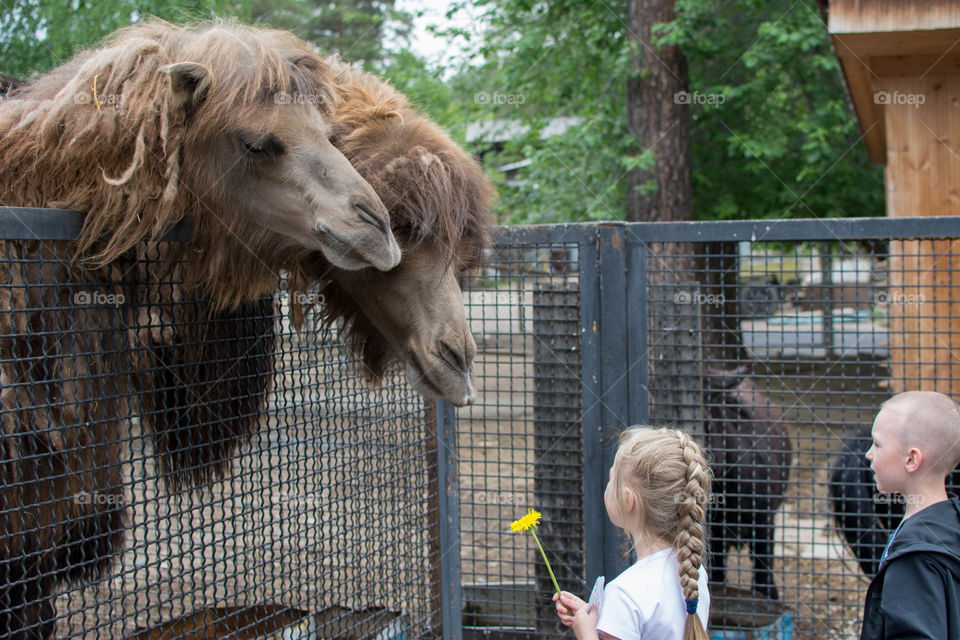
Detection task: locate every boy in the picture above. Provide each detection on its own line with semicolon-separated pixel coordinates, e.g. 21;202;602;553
860;390;960;639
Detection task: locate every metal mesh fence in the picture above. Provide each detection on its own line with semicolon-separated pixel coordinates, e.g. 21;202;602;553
458;239;585;640
457;219;960;640
4;214;960;640
0;229;439;639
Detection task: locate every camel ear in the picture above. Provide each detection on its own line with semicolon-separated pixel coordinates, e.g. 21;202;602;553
163;62;211;112
384;157;412;175
411;146;442;170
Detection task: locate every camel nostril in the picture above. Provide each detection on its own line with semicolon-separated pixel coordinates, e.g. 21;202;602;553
438;340;467;375
354;201;388;236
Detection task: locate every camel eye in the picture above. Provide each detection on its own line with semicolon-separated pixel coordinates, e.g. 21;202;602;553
327;123;347;147
239;133;284;158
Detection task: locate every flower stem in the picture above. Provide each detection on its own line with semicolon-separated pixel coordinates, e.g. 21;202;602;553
530;530;561;596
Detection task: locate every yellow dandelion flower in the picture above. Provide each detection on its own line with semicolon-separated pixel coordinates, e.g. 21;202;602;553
510;509;542;534
509;509;560;597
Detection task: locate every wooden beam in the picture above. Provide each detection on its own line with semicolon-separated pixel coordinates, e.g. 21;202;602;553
829;0;960;35
831;29;960;58
831;41;886;162
871;54;960;78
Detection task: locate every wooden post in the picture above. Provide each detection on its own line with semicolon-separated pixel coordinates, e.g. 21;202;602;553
880;75;960;394
829;1;960;396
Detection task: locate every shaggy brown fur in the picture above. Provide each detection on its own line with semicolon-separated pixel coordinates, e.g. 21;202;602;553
297;57;494;383
0;21;396;639
149;59;496;488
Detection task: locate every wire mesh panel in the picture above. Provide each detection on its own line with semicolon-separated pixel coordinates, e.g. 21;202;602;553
456;218;960;640
6;215;960;640
0;231;440;639
639;223;960;639
458;238;586;640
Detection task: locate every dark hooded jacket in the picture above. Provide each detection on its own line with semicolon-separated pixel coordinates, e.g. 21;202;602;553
860;495;960;640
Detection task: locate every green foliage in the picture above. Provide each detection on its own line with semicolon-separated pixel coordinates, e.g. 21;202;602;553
1;0;883;225
252;1;412;66
453;0;883;223
659;0;883;220
0;0;253;78
440;0;638;222
0;0;411;78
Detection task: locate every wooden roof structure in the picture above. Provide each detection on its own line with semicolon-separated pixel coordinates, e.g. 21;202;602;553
829;0;960;163
830;1;960;395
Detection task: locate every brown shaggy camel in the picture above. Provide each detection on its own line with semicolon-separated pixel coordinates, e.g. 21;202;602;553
146;59;496;491
300;57;495;406
0;21;403;639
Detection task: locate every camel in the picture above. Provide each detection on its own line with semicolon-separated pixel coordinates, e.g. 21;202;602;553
300;56;495;407
0;21;402;639
144;58;496;490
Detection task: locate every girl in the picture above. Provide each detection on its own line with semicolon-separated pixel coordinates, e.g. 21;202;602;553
554;426;712;640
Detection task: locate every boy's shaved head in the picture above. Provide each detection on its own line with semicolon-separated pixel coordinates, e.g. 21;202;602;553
881;391;960;475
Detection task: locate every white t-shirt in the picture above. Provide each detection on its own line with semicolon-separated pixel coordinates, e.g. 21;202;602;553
596;547;710;640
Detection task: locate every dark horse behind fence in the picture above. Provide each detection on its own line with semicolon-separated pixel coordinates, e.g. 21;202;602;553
829;430;960;577
703;365;793;601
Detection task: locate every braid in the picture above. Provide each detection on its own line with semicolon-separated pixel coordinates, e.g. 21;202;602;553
674;430;711;640
611;426;713;640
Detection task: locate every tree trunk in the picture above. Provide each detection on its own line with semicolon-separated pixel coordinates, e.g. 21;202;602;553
625;0;692;223
625;0;700;428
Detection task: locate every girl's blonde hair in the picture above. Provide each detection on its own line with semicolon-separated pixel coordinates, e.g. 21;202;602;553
611;426;712;640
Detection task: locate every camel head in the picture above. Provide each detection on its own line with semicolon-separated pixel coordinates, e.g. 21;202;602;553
323;238;482;406
294;60;494;406
0;21;402;310
162;26;401;275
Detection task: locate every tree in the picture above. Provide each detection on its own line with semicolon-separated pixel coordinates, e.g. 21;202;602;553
0;0;412;78
0;1;252;78
626;0;692;223
454;0;882;224
250;0;413;66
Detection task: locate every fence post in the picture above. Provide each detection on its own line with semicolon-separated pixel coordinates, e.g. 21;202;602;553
581;225;635;590
430;399;462;640
627;240;649;426
579;228;606;594
533;283;584;635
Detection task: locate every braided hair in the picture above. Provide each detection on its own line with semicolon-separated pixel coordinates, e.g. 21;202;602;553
611;426;712;640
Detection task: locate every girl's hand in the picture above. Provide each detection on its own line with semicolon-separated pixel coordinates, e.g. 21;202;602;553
554;591;598;639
